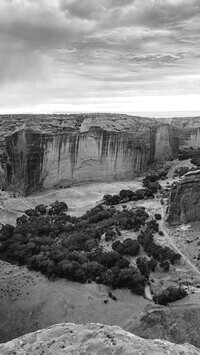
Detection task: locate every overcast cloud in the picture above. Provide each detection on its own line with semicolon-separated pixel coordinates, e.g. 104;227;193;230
0;0;200;113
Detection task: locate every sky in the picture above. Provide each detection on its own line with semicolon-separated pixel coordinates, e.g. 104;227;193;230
1;0;200;114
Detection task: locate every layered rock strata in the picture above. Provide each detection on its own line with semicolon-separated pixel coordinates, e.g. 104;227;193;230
167;170;200;224
4;114;179;194
0;322;199;355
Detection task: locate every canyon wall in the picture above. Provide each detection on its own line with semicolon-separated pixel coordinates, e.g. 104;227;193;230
0;322;199;354
161;117;200;162
4;115;179;194
167;170;200;224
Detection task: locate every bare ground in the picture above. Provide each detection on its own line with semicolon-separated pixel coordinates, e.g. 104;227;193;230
0;260;149;343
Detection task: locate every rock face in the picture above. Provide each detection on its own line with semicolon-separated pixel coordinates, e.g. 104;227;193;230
0;322;199;355
4;114;179;194
4;113;200;196
167;170;200;224
161;116;200;162
125;304;200;349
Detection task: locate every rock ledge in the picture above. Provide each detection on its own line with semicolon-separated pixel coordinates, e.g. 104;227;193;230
0;322;199;354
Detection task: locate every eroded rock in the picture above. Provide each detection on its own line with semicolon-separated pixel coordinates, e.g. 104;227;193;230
167;170;200;224
3;114;179;195
0;322;199;355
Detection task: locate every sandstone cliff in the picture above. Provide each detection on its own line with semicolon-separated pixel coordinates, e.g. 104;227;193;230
3;114;178;194
0;322;199;354
167;170;200;224
160;116;200;161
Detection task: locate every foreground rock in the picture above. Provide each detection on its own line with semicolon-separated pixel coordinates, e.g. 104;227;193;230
0;322;199;354
167;170;200;224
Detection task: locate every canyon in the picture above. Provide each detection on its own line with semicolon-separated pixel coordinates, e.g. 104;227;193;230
2;113;200;195
0;322;199;355
1;114;200;353
2;113;179;194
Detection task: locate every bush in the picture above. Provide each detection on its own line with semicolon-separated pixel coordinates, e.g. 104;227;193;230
136;257;150;279
35;204;47;215
105;228;117;242
160;260;170;271
112;239;140;256
103;194;120;205
48;201;68;215
146;220;159;233
153;286;187;305
119;189;135;201
155;213;162;220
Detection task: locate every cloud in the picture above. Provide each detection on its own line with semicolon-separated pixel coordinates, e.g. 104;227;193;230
60;0;135;20
0;0;200;112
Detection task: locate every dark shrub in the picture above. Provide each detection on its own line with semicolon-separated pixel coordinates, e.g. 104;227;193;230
155;213;162;220
153;286;187;305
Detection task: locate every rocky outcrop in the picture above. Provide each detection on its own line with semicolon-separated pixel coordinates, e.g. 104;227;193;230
160;116;200;162
125;304;200;349
3;114;179;194
167;170;200;224
0;322;199;354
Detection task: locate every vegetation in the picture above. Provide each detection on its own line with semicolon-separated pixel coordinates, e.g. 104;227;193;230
112;239;140;256
136;257;158;278
137;214;181;269
153;286;187;305
0;170;185;304
0;201;149;296
103;170;167;206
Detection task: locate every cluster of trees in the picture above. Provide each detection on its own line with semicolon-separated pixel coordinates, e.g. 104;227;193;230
112;238;140;256
136;257;158;280
142;176;161;194
103;170;167;206
105;228;121;242
136;257;158;278
0;189;185;303
153;286;187;305
137;227;181;267
103;188;154;206
0;202;149;296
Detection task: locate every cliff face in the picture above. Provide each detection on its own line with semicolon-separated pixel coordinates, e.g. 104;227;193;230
160;117;200;160
0;322;199;355
4;114;179;194
167;170;200;224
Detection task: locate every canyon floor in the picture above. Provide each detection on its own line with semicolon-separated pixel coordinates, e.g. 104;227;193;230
0;179;143;224
1;160;200;346
0;259;149;343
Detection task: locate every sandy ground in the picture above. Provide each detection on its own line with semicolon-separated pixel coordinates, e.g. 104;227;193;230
0;179;143;225
0;260;149;343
